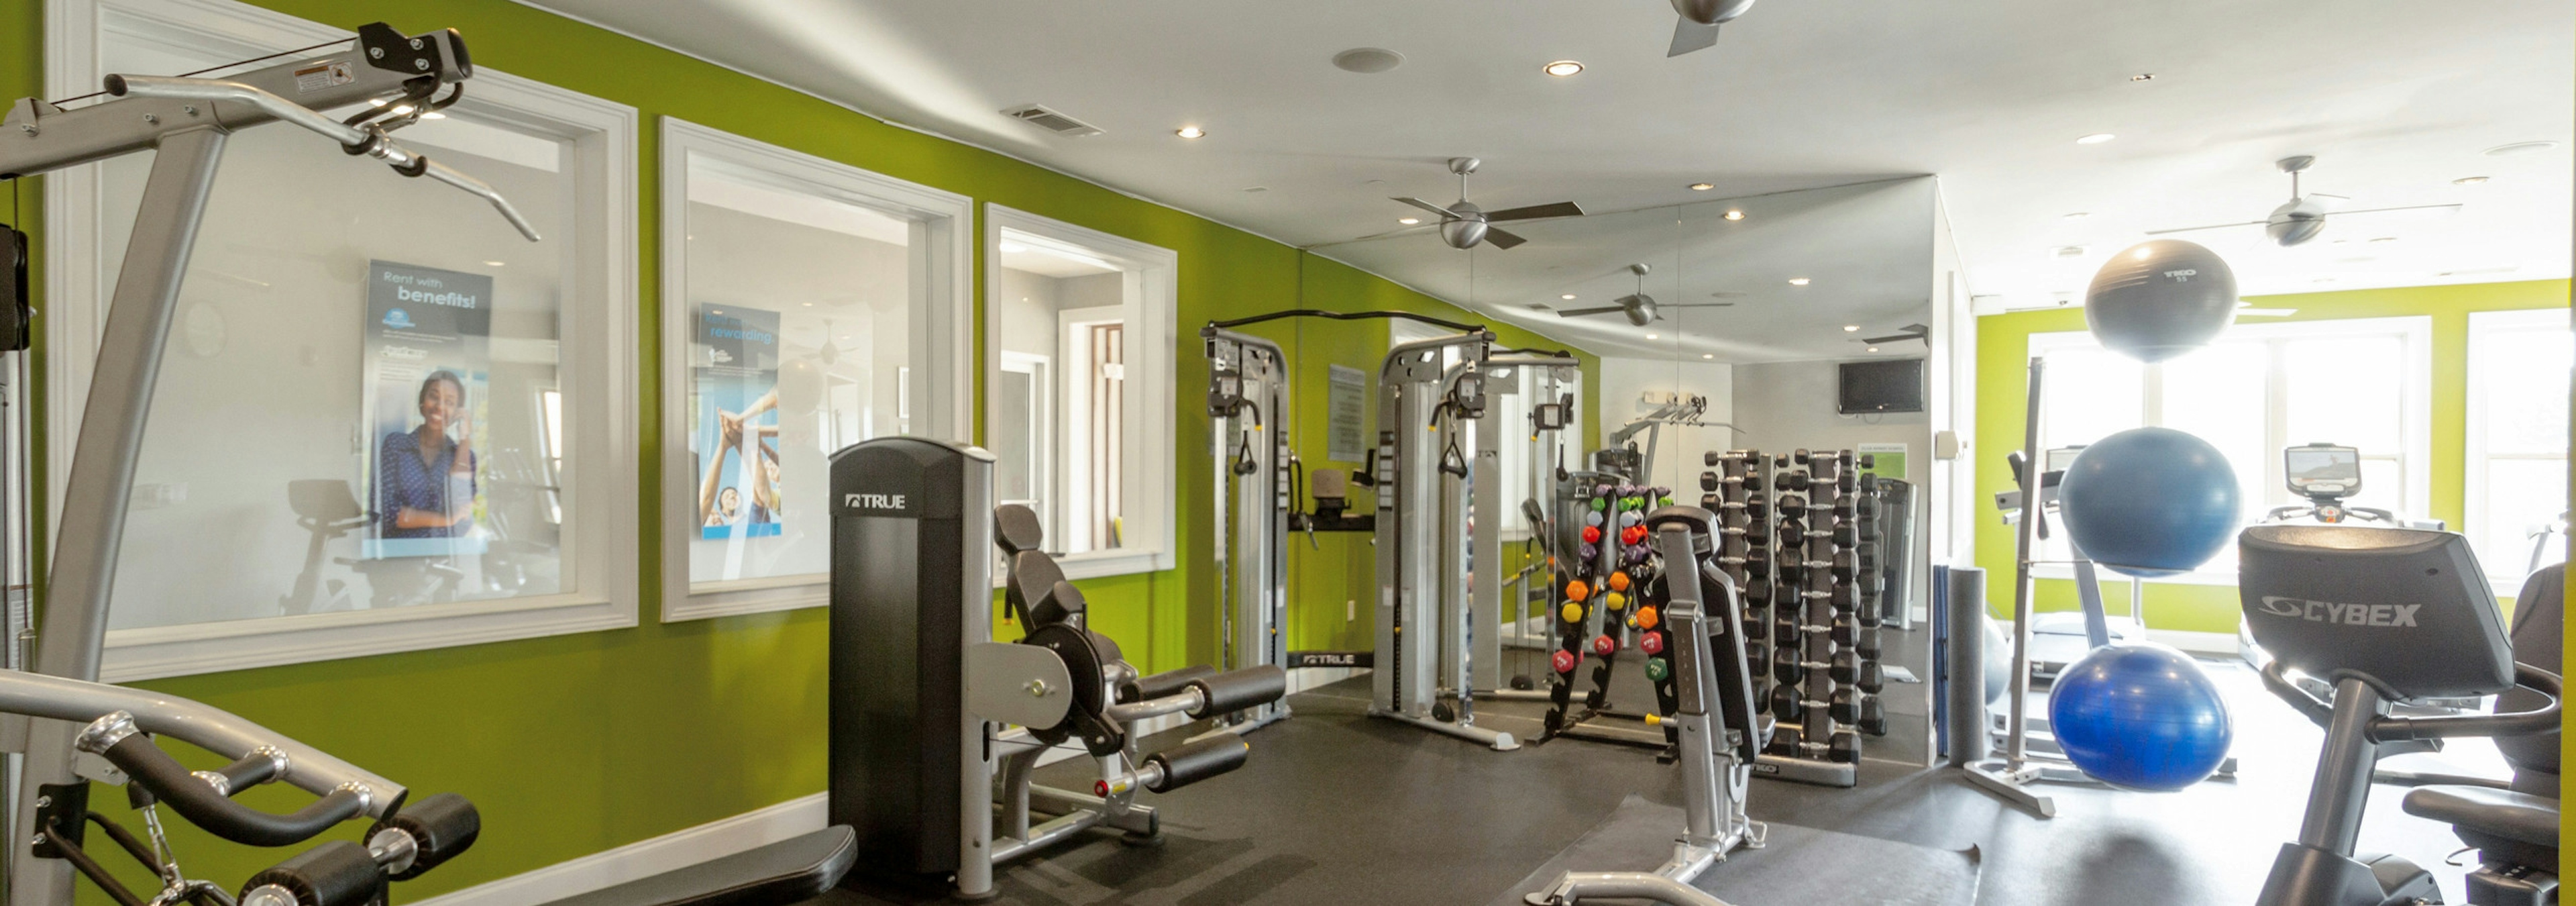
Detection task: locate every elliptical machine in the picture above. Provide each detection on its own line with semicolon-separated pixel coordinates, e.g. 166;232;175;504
2239;525;2561;906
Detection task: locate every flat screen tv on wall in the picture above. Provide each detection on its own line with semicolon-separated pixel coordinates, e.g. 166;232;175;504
1839;358;1925;415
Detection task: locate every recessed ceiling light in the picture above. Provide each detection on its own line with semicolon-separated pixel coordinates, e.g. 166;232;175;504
1689;183;1715;191
801;301;813;307
1331;47;1405;74
2076;133;2116;145
2129;73;2155;82
1843;325;1860;332
2063;211;2090;220
2485;141;2559;156
1175;126;1206;139
1723;210;1746;221
420;111;446;119
2454;176;2491;185
1399;217;1421;225
1702;354;1715;359
1645;334;1660;340
1788;277;1811;286
2369;236;2398;243
1866;347;1880;353
1561;294;1577;300
1543;60;1585;77
483;260;504;267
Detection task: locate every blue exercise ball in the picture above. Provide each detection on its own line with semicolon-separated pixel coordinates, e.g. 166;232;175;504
2059;427;2241;577
2085;240;2237;363
2047;642;2233;791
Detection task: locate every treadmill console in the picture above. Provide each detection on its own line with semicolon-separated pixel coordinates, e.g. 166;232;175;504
2284;444;2363;501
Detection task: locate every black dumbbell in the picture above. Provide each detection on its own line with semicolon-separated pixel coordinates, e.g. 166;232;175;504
1790;449;1813;465
1778;491;1808;511
1828;650;1860;684
1827;730;1864;764
1837;470;1858;493
1831;523;1859;547
1827;687;1862;723
1776;522;1807;548
1858;659;1885;694
1706;451;1724;468
1771;646;1802;683
1766;724;1803;757
1829;550;1858;581
1829;617;1858;646
1769;683;1803;722
1776;471;1810;493
1832;493;1857;519
1700;472;1721;492
1858;696;1888;737
1743;472;1765;493
1831;583;1860;612
1856;626;1882;660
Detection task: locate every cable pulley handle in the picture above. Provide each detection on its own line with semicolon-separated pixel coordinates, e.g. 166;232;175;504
101;74;541;242
76;713;369;848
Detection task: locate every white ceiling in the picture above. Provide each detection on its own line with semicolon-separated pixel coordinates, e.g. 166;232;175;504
526;0;2575;356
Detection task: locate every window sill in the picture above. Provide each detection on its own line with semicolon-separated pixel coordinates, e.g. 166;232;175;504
666;575;828;622
103;593;633;683
1053;549;1174;581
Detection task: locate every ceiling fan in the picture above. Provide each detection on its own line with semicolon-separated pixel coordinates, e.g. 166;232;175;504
1856;323;1929;346
1552;263;1740;326
1391;157;1585;250
1666;0;1758;56
2146;156;2462;248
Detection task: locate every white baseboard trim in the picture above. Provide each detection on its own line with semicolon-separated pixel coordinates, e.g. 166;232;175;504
411;793;827;906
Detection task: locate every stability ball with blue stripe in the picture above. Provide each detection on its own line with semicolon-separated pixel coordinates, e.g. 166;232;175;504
2059;427;2242;578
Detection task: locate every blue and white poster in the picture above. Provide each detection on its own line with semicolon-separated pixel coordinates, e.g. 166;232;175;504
361;260;492;560
695;304;785;540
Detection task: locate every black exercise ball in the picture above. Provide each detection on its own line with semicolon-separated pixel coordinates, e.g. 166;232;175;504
2085;240;2237;363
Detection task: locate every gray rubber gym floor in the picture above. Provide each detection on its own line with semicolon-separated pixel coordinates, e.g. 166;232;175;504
818;655;2503;905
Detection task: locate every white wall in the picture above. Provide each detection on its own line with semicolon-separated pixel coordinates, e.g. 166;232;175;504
1595;357;1735;493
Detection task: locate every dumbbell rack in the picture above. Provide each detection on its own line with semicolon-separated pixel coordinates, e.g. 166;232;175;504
1704;449;1889;788
1539;480;1680;748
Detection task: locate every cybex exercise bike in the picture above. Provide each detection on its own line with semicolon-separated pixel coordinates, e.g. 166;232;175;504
2241;525;2561;906
828;438;1287;900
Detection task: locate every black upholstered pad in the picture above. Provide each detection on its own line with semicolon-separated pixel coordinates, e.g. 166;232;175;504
2403;785;2559;871
996;504;1044;556
542;825;856;906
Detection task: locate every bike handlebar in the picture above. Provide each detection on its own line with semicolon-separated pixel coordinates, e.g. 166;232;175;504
2259;660;2563;743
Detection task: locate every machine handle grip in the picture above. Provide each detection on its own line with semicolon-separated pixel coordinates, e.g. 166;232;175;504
1143;736;1250;793
1187;666;1287;718
2371;663;2563;743
2259;660;2336;730
1118;665;1215;705
85;721;365;847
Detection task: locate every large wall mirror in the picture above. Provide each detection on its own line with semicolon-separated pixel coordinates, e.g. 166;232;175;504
983;206;1177;578
659;119;973;621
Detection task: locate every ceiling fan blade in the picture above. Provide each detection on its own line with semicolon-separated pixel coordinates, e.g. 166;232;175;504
1391;197;1458;219
2326;203;2464;218
1862;333;1927;344
1668;18;1723;56
1483;227;1529;249
1552;305;1631;317
1657;302;1737;309
1487;201;1586;221
2144;220;2267;236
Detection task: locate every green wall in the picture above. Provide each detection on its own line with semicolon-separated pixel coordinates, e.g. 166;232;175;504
1973;279;2571;634
0;0;1597;899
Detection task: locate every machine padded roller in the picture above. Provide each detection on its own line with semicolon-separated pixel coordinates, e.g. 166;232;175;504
1121;665;1216;704
996;504;1045;556
1188;665;1289;717
369;792;480;881
240;840;385;906
1145;736;1250;793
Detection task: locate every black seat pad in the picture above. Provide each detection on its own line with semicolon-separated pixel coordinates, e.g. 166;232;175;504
2402;785;2558;870
541;825;856;906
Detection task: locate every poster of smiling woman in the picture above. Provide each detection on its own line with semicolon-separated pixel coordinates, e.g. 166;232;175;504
695;304;785;541
362;260;493;560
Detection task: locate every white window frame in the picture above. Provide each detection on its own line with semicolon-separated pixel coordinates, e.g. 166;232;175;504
985;205;1178;578
46;0;641;681
2464;307;2572;593
2025;316;2434;585
659;117;974;621
994;350;1053;513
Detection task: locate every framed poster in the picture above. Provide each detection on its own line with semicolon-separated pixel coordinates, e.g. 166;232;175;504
694;304;786;540
1328;364;1367;462
362;260;492;560
1858;442;1909;481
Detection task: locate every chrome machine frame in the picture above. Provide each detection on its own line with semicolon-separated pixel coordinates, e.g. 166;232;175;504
0;26;537;906
1203;326;1293;734
1371;330;1521;750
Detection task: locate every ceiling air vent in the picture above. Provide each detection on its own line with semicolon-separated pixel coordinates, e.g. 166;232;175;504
1002;104;1103;138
